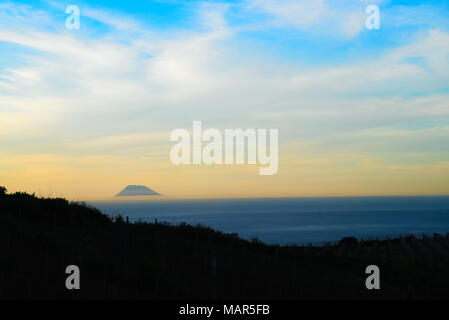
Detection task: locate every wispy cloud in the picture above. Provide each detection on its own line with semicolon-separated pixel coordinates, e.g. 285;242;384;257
0;0;448;197
242;0;384;37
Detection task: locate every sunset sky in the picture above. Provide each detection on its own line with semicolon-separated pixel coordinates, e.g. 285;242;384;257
1;0;449;200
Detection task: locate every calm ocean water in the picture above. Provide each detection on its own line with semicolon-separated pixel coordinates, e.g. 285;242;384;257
90;196;449;245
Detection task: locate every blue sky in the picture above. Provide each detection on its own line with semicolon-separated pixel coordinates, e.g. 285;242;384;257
0;0;449;198
2;0;449;65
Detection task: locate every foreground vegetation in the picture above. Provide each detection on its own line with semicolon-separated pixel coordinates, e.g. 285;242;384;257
1;186;449;299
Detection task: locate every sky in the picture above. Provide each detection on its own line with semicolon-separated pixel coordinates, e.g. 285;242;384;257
0;0;449;200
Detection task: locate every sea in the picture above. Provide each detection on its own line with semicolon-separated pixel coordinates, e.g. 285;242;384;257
90;196;449;245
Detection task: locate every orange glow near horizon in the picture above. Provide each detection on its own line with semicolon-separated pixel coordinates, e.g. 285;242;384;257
1;149;448;201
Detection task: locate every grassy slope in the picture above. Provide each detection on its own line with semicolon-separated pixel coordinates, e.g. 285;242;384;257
0;188;448;299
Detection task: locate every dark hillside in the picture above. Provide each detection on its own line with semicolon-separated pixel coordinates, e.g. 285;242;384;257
1;187;448;299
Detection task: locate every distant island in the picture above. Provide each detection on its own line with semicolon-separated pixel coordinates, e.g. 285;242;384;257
116;185;162;197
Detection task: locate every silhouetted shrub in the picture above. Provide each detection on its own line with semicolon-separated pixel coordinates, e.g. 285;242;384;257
339;237;358;248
